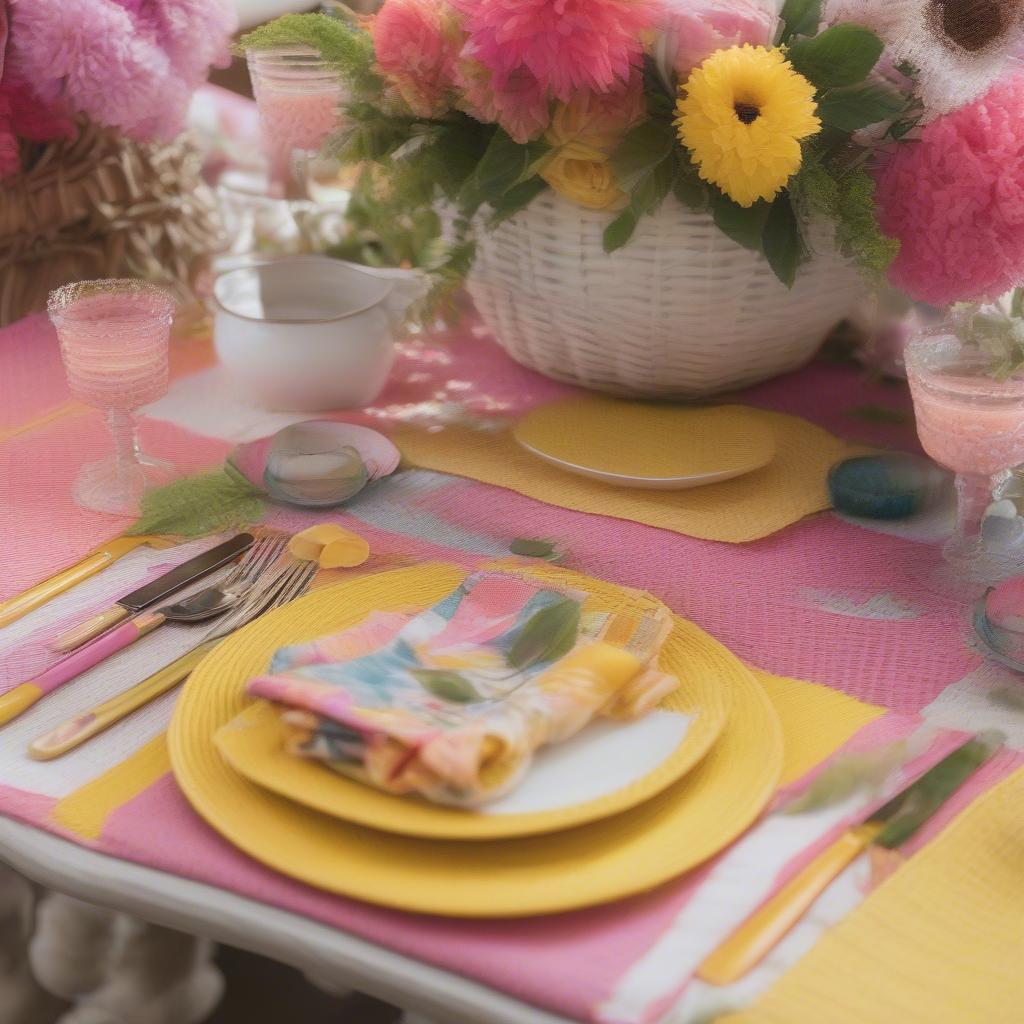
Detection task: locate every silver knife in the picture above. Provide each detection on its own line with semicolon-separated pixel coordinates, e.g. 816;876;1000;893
51;533;254;652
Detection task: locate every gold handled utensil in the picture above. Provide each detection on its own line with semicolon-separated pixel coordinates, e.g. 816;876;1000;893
28;557;318;760
0;535;175;630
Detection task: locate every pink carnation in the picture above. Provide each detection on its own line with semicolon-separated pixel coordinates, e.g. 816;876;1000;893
875;74;1024;306
449;0;654;102
372;0;461;118
7;0;235;142
456;59;551;142
656;0;778;82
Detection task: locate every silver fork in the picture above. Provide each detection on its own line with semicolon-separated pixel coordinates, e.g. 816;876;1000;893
28;557;319;760
160;532;290;623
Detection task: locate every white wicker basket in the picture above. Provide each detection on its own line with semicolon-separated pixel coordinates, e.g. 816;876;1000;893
463;191;863;397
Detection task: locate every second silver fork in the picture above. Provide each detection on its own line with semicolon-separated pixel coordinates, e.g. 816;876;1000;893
28;557;318;760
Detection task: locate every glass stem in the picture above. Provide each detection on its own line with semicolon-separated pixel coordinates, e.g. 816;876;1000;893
948;472;994;560
107;408;142;476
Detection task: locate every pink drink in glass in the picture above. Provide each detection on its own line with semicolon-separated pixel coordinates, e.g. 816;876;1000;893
907;333;1024;576
247;47;345;199
57;291;171;410
48;280;177;515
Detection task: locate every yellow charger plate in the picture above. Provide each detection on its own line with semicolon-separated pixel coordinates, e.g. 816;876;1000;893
212;563;728;841
513;399;777;489
169;563;783;918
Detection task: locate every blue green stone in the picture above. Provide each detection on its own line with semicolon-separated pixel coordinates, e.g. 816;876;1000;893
828;454;946;521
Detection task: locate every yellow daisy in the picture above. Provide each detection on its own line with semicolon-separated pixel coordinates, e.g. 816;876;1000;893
676;45;821;209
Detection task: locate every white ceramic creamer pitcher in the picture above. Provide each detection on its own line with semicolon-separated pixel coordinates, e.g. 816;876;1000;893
213;256;427;411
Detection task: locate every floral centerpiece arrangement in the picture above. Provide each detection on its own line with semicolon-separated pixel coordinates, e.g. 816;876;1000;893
242;0;1024;395
0;0;237;326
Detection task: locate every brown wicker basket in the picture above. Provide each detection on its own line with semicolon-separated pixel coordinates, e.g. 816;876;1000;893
0;122;224;327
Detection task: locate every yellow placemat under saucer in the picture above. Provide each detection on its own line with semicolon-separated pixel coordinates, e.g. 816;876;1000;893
169;563;783;917
514;399;776;486
394;407;855;544
212;567;728;841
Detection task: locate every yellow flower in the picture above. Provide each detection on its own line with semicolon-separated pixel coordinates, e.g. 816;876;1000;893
541;143;628;210
541;85;644;210
676;45;820;208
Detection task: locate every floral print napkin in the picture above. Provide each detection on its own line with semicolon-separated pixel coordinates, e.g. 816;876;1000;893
247;572;678;807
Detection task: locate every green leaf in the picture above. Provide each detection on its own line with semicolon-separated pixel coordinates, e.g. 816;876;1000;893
1012;288;1024;320
762;193;804;288
488;177;549;227
459;129;548;217
603;208;640;253
787;25;884;89
818;83;908;132
784;740;908;814
610;120;675;192
875;732;1004;849
673;153;708;211
779;0;822;42
711;194;770;252
411;670;481;703
508;598;580;670
509;538;558;559
127;469;265;539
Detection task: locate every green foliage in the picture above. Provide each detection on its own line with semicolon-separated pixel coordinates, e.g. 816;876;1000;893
818;82;909;132
784;740;908;814
795;158;899;278
711;194;770;252
951;302;1024;381
787;25;884;90
762;193;805;289
508;599;581;670
779;0;822;42
237;13;380;96
604;120;678;252
459;129;551;218
875;733;1003;849
127;469;265;539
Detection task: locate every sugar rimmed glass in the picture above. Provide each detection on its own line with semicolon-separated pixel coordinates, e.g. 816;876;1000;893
906;331;1024;579
48;279;178;515
246;46;347;200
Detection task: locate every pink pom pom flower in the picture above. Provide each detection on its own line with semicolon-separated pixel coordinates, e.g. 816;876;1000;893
7;0;235;142
372;0;462;118
875;74;1024;305
449;0;654;102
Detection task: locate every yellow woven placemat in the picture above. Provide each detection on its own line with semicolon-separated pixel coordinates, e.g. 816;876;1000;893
394;406;854;543
168;563;786;917
723;766;1024;1024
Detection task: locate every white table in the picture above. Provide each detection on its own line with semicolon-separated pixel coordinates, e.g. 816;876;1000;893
0;819;571;1024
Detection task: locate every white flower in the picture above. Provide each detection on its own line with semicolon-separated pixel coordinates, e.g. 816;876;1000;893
825;0;1024;117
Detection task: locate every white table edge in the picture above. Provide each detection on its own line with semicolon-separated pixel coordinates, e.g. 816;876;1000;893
0;816;575;1024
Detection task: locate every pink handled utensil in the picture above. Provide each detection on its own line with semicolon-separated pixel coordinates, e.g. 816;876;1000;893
0;533;288;726
0;613;164;726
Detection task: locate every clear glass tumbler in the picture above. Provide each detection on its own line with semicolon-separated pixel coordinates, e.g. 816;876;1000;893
906;331;1024;579
48;279;178;515
246;46;347;200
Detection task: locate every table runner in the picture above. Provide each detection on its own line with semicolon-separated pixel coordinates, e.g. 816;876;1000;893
1;312;1022;1024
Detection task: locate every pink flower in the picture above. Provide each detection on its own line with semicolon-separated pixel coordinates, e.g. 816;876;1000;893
875;74;1024;305
0;73;76;179
6;0;235;142
372;0;462;118
655;0;778;82
449;0;655;102
456;59;552;142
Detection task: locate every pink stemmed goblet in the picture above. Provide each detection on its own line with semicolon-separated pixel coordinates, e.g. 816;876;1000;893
906;331;1024;579
48;279;178;516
